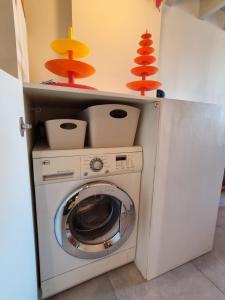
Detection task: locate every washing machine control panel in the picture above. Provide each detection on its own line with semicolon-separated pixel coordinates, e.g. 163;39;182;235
33;146;142;184
81;151;142;179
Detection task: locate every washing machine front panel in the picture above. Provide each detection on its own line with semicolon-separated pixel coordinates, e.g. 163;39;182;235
55;181;135;259
35;172;141;281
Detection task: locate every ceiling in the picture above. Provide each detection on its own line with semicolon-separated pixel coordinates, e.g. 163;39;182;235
165;0;225;29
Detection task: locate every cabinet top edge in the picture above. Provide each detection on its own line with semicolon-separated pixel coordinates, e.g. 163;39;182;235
23;82;160;105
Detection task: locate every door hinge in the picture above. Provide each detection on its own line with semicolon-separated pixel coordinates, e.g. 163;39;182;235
19;117;32;137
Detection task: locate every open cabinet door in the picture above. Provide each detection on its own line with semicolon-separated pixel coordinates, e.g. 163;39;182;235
0;71;37;300
147;100;225;280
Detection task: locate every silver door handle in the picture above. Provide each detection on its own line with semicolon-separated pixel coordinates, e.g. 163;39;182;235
19;117;32;137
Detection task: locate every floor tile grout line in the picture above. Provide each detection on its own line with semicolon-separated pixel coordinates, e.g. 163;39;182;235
192;262;225;296
106;271;119;300
211;251;225;269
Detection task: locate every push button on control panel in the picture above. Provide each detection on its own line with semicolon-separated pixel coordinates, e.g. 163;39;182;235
116;154;134;169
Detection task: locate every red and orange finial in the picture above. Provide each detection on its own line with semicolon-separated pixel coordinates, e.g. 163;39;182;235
45;26;96;90
127;30;161;96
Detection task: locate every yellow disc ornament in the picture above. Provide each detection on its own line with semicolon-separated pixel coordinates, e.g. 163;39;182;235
51;39;89;59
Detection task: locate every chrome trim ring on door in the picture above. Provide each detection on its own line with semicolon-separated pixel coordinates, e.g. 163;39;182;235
54;181;135;259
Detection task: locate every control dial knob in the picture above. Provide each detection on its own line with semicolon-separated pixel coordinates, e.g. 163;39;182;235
90;158;104;172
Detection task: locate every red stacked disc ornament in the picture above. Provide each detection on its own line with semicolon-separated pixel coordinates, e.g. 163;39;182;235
45;27;96;90
127;31;161;96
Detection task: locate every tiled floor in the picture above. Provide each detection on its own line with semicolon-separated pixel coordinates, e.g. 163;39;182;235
49;206;225;300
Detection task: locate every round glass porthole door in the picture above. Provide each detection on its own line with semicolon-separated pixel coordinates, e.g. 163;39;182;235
55;181;135;259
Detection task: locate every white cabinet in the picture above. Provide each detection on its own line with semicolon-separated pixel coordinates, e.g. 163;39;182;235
136;100;225;279
1;70;225;298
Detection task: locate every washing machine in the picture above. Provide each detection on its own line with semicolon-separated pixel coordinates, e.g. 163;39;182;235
32;145;143;299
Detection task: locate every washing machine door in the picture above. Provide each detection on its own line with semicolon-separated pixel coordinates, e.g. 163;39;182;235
55;181;135;259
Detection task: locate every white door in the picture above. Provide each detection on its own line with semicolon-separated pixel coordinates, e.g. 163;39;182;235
0;70;37;300
147;100;225;280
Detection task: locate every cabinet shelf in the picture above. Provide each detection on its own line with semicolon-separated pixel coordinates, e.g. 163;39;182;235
23;82;159;107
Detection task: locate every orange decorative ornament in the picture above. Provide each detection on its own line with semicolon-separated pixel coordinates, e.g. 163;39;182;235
45;26;96;90
127;30;161;96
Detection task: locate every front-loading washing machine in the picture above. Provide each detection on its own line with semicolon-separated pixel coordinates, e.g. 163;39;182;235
32;146;142;299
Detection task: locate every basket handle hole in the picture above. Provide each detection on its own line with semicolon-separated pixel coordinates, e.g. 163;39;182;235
60;123;77;130
110;109;127;119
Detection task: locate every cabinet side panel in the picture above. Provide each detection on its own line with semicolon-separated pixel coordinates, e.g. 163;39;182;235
12;0;30;81
135;102;160;278
147;100;225;279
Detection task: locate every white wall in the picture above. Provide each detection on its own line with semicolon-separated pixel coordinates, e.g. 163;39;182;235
0;0;17;77
159;0;225;104
72;0;162;95
23;0;72;83
0;0;29;81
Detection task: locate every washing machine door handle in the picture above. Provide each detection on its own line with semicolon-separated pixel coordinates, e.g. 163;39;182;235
119;202;129;235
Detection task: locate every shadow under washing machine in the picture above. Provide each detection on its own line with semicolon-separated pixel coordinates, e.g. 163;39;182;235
32;145;143;299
